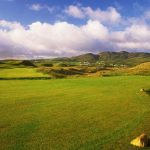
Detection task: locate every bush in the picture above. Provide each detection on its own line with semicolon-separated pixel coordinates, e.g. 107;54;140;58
20;60;36;67
56;63;68;67
50;71;66;79
42;63;53;67
37;67;85;78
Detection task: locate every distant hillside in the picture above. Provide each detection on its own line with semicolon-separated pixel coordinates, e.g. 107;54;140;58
52;57;72;61
71;53;99;62
68;51;150;66
0;51;150;67
98;51;150;66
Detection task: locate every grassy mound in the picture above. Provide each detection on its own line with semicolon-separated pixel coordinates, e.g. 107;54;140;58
127;62;150;75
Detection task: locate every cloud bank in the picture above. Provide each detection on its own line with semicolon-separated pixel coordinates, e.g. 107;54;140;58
0;5;150;59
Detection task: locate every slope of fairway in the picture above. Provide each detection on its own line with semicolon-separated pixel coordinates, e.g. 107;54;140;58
0;76;150;150
0;68;49;78
126;62;150;75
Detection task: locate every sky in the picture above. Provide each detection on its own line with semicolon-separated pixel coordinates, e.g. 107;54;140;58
0;0;150;59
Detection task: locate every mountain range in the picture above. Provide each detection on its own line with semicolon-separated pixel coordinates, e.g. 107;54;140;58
53;51;150;66
0;51;150;68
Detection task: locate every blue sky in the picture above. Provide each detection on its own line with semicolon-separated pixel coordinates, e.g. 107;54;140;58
0;0;149;25
0;0;150;59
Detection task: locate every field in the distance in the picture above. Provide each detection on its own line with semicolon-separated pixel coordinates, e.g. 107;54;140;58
0;76;150;150
0;68;49;78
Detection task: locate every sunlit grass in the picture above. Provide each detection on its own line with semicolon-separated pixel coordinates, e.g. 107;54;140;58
0;68;49;78
0;76;150;150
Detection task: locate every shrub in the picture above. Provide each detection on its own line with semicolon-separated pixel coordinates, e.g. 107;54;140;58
20;60;36;67
42;63;53;67
56;63;68;67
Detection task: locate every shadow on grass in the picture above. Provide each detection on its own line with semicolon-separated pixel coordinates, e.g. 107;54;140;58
147;139;150;147
145;90;150;96
0;77;51;80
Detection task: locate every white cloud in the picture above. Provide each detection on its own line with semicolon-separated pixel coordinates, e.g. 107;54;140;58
64;5;85;19
0;12;150;59
65;5;121;23
29;4;57;13
29;4;43;11
83;6;121;23
0;20;111;59
82;20;108;40
0;20;23;30
110;23;150;51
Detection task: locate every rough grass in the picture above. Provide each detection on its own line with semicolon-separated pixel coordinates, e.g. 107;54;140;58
126;62;150;75
0;76;150;150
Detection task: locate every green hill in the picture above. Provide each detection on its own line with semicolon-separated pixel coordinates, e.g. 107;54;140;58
71;53;99;62
0;51;150;67
98;51;150;66
71;51;150;66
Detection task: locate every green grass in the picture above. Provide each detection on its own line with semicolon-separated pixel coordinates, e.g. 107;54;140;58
0;76;150;150
0;68;49;78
